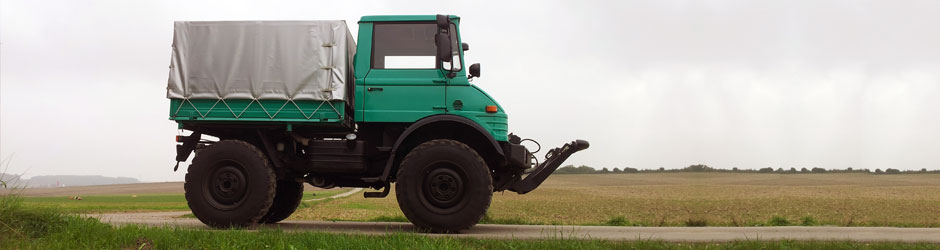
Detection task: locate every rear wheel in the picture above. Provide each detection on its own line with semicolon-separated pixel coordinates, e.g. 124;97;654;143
260;180;304;223
395;139;493;233
184;140;276;228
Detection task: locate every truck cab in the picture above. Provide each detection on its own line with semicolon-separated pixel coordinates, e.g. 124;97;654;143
169;14;587;232
357;15;506;139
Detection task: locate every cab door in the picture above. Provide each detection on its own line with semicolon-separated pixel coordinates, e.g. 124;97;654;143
363;22;447;122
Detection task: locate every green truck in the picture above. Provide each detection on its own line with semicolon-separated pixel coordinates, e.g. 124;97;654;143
168;14;588;232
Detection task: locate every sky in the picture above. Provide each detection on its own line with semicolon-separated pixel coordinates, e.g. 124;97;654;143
1;0;939;182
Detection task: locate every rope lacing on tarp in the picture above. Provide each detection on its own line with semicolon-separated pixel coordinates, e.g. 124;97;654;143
173;98;342;120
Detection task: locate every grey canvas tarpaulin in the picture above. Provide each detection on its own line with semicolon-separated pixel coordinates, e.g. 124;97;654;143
166;20;355;101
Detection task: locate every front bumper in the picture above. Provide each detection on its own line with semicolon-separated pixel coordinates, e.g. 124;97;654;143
505;138;590;194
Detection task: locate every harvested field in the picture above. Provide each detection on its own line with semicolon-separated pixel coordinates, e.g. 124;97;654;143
17;182;346;213
19;182;328;197
292;173;940;227
18;182;186;197
14;173;940;227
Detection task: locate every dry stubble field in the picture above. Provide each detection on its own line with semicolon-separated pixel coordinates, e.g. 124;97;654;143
291;173;940;227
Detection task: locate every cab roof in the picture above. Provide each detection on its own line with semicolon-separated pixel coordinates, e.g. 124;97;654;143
359;15;460;23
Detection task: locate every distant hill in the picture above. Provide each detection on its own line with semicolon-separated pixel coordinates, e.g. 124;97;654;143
0;173;23;187
2;174;140;188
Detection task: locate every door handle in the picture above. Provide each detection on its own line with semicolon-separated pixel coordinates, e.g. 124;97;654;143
432;106;448;110
367;87;383;91
432;80;447;84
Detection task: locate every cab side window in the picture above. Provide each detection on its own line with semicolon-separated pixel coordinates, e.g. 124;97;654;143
372;23;437;69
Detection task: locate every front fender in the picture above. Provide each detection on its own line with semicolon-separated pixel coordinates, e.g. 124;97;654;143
370;114;505;182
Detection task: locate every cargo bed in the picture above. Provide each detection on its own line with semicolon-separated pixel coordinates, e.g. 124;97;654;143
170;99;346;123
166;21;355;125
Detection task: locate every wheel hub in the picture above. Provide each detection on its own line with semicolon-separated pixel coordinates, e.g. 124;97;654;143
205;164;248;210
423;167;465;209
431;174;458;200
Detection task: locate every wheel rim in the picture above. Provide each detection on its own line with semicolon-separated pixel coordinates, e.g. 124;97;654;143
204;161;249;210
420;161;468;214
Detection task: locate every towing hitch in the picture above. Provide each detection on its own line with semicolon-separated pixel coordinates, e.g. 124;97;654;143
508;139;589;194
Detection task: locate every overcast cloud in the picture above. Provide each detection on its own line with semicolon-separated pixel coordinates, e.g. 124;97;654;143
2;0;938;181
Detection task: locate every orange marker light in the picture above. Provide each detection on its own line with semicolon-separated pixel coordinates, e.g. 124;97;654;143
485;105;498;113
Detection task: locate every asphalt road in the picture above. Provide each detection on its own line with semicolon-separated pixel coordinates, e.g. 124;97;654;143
90;212;940;243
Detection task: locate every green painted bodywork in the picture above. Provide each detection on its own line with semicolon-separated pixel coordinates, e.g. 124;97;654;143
170;99;345;123
171;15;508;141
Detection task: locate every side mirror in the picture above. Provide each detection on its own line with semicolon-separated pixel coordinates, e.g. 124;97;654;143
435;14;452;63
469;63;481;79
436;14;449;29
462;43;470;51
436;33;452;63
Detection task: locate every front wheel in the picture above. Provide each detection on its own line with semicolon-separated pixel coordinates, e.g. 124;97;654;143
395;139;493;233
184;140;276;228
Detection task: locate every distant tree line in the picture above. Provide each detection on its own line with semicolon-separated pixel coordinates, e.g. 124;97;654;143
554;164;939;175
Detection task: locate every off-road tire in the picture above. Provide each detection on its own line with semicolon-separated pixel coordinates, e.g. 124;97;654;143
260;180;304;223
395;139;493;233
184;140;276;228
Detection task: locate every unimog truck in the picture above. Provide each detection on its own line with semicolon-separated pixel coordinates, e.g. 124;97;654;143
167;14;588;232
